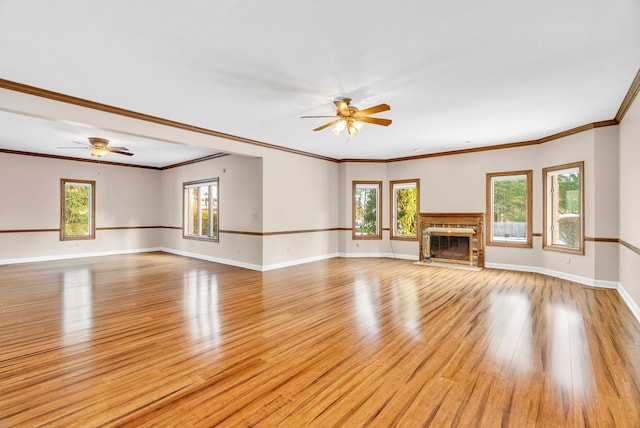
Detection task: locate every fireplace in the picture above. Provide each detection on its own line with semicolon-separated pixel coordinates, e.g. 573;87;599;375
418;213;484;268
424;227;475;265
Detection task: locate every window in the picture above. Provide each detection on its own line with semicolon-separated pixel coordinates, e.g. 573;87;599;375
543;161;584;254
390;179;420;240
486;170;532;247
183;178;219;241
353;181;382;239
60;179;95;240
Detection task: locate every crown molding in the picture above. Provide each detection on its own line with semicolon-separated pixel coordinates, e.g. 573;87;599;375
381;120;620;163
0;148;161;170
161;152;229;170
615;68;640;122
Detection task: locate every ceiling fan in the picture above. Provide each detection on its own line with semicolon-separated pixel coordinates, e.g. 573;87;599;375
58;137;134;157
301;98;392;136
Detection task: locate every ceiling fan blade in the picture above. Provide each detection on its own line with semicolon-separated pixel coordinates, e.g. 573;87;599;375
300;115;339;119
334;100;350;116
109;146;130;151
354;104;390;116
313;119;342;131
71;141;91;147
57;146;86;149
107;148;134;156
355;116;392;126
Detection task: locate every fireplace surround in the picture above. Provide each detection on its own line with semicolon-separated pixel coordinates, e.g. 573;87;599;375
418;213;484;268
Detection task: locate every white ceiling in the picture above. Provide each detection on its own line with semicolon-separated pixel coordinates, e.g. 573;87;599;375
1;0;639;166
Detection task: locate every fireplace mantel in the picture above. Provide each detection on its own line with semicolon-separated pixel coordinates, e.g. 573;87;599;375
418;212;484;268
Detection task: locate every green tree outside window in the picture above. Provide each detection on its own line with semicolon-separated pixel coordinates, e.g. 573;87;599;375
391;180;419;239
61;179;95;240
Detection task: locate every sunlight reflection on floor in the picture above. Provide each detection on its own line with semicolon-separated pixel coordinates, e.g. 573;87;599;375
390;277;420;338
62;268;93;346
184;270;221;350
488;290;532;373
353;278;380;337
548;302;594;397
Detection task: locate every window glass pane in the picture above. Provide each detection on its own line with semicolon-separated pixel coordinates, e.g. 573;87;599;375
61;180;95;241
199;186;209;236
392;181;418;238
210;183;218;238
188;187;198;235
354;182;380;237
491;175;527;242
549;167;581;248
64;183;91;237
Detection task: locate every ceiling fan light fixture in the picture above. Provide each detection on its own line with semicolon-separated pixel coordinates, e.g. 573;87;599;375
345;119;363;136
88;146;110;157
332;120;346;135
332;119;364;136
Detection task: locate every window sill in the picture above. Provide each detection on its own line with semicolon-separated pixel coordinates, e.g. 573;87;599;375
182;235;219;243
542;244;584;255
352;234;382;241
486;240;532;248
390;236;418;242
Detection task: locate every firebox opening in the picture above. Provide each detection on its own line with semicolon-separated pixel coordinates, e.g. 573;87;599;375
424;227;475;266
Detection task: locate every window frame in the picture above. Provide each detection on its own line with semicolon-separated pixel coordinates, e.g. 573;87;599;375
390;179;420;241
485;170;532;248
542;161;584;254
183;177;219;242
60;178;96;241
352;181;382;240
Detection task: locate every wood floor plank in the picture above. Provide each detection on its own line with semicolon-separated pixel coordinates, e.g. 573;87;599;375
0;252;639;427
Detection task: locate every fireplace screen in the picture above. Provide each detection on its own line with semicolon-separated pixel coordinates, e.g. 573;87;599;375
423;227;475;265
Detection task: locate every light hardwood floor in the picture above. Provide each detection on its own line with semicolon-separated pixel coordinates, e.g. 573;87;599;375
0;253;639;427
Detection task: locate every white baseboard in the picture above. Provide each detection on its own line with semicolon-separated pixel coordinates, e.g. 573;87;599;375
158;247;264;271
486;262;640;324
163;250;416;271
485;262;602;286
0;247;163;265
261;253;340;271
616;282;640;324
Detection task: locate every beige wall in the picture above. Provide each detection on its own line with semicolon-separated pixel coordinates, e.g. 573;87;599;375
593;126;620;282
261;150;340;267
159;154;265;268
0;152;161;261
619;91;640;311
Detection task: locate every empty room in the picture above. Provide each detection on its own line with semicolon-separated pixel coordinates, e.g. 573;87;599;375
1;1;639;427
